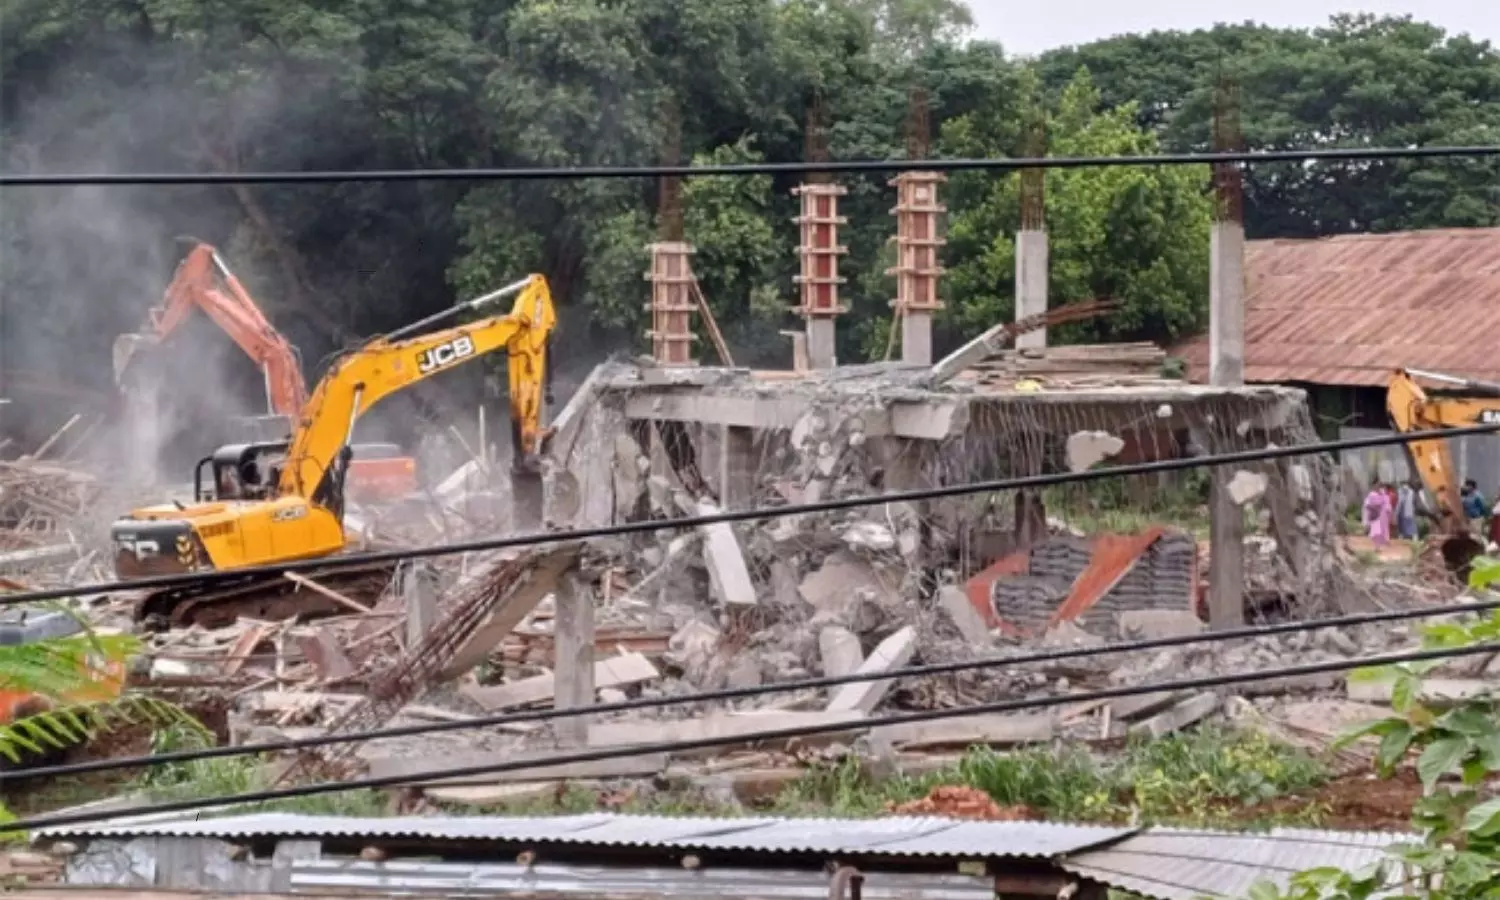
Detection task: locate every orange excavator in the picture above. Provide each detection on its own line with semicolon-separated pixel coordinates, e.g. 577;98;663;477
113;241;417;502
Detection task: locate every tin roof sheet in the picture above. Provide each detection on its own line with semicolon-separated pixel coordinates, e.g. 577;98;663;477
1060;826;1412;899
1174;228;1500;387
37;811;1132;860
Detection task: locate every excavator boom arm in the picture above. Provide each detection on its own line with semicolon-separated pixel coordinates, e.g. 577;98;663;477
1387;368;1500;532
277;274;556;499
128;243;309;416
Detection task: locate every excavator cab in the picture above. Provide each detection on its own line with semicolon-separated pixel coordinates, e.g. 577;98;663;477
194;442;288;503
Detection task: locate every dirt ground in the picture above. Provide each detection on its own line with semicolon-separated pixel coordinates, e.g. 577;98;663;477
1240;769;1421;832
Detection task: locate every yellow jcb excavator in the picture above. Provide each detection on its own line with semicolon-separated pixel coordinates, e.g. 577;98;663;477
1386;367;1500;574
111;274;557;628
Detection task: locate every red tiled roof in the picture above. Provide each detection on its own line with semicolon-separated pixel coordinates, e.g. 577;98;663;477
1173;228;1500;387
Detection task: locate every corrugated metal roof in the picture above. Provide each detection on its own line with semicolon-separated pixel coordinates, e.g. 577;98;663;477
36;812;1133;860
1060;826;1411;900
1174;227;1500;387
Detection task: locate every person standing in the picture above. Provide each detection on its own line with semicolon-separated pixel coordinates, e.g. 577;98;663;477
1461;480;1490;533
1364;480;1394;547
1395;481;1418;540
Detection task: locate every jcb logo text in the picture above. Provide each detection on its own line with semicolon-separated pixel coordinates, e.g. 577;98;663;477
1481;410;1500;425
417;336;476;374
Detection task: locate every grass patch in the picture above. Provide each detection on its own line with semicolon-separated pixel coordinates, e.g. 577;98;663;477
775;726;1328;827
135;726;387;818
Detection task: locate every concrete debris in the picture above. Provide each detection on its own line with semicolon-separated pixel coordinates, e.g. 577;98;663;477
4;357;1450;820
818;626;865;678
1065;430;1125;473
1226;469;1269;506
825;626;917;715
1116;609;1204;640
937;585;992;645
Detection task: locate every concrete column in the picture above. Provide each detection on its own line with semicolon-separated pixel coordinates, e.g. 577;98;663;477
792;183;848;370
807;320;837;371
1208;219;1246;629
400;561;440;650
881;438;927;563
888;172;947;366
901;316;933;367
718;425;756;510
644;242;697;366
1014;229;1049;349
552;570;595;748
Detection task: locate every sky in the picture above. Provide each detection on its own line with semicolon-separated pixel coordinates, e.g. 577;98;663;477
966;0;1500;56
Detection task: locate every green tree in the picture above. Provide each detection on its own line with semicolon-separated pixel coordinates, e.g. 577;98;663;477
943;69;1213;346
1035;16;1500;238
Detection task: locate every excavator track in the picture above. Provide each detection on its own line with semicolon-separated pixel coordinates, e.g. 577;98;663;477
133;560;398;631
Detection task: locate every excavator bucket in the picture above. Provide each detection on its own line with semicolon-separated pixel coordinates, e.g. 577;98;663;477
1440;533;1486;582
112;332;160;385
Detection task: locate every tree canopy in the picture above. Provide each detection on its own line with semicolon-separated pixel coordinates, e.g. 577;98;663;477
1;2;1498;420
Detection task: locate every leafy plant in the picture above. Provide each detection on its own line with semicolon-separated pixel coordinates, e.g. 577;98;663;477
0;694;207;765
1247;557;1500;898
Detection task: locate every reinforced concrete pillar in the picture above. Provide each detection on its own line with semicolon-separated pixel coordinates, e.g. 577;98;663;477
1207;218;1247;629
553;570;595;748
644;241;697;366
888;172;946;365
792;182;848;370
1014;229;1049;349
717;425;756;510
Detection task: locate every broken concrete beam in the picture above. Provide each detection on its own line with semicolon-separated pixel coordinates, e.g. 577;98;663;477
461;652;659;711
871;713;1054;750
1347;677;1498;707
366;748;669;786
818;626;864;678
825;626;917;715
1116;610;1204;640
587;711;867;755
1106;690;1187;721
938;585;991;645
623;391;964;440
1127;692;1220;738
694;499;757;607
438;542;584;681
0;543;76;570
423;782;562;806
1065;430;1125;473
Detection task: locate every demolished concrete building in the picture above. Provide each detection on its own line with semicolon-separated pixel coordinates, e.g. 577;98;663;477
542;348;1347;682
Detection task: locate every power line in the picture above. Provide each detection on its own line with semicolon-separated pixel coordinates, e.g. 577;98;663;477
4;421;1497;609
11;593;1500;784
3;145;1499;187
9;639;1494;835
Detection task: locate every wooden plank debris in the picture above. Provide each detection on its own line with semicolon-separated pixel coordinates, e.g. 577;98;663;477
283;571;373;615
367;749;669;786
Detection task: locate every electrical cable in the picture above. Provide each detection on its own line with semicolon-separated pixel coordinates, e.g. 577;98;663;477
7;421;1499;608
12;593;1500;784
8;639;1496;834
4;145;1500;187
